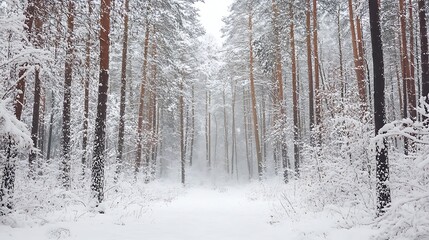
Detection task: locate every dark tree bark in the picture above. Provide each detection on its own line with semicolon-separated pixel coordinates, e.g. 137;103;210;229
419;0;429;101
46;91;54;161
91;0;111;206
29;0;44;177
290;1;300;177
61;0;74;190
115;0;129;181
368;0;391;216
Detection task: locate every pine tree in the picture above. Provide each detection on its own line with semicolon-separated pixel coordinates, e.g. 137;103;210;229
28;0;45;177
61;0;74;189
91;0;111;206
369;0;391;216
115;0;129;181
419;0;429;101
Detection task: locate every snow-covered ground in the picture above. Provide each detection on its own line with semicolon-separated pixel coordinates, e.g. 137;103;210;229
0;182;378;240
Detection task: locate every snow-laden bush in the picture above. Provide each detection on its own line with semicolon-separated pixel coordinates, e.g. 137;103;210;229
0;99;32;156
0;98;32;215
373;97;429;240
300;89;376;214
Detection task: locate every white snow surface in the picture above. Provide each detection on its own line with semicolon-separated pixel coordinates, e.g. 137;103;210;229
0;181;378;240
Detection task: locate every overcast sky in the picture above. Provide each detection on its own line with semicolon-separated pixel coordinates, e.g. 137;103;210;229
195;0;232;42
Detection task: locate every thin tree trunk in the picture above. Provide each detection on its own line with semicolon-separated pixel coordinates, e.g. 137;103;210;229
261;92;267;172
271;0;287;175
189;83;195;166
223;90;229;174
231;82;237;178
206;89;211;170
82;0;93;173
91;0;111;206
306;0;314;131
348;0;367;110
180;76;185;185
356;16;372;112
115;0;129;181
338;6;345;99
248;7;263;180
47;5;62;162
29;0;44;177
46;91;55;161
136;17;151;175
407;0;416;120
150;41;158;178
39;89;46;161
313;0;321;130
290;1;300;177
419;0;429;101
400;0;412;118
243;88;252;179
394;33;404;117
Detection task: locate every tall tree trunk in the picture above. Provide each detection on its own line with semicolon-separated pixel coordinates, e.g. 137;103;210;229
150;41;158;178
61;0;75;190
348;0;367;110
368;0;390;216
407;0;416;120
306;0;314;131
206;89;211;170
399;0;412;154
271;0;287;176
400;0;412;118
290;1;300;176
243;88;252;179
136;17;151;175
338;6;345;99
38;89;46;160
91;0;111;206
29;0;44;177
115;0;129;181
248;7;263;180
313;0;321;130
223;90;229;174
180;76;185;184
46;91;55;161
82;0;93;174
47;5;62;162
231;82;237;178
189;83;195;166
356;16;372;112
419;0;429;101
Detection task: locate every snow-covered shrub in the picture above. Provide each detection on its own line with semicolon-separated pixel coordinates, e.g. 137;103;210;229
0;99;32;158
373;98;429;240
300;88;376;214
0;98;32;214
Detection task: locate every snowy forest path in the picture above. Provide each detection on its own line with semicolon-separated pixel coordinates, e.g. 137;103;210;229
139;187;287;240
0;186;376;240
